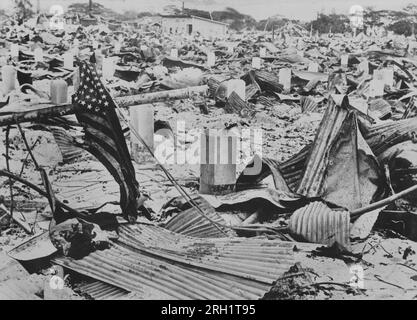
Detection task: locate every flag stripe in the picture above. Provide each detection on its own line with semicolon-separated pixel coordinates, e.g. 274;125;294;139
73;61;140;220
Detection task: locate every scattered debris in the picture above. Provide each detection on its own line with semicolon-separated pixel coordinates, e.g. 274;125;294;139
1;2;417;300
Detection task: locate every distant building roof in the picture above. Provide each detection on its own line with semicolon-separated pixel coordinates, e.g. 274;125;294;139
160;14;229;26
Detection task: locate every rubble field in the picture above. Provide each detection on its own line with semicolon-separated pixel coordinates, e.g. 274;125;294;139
0;11;417;300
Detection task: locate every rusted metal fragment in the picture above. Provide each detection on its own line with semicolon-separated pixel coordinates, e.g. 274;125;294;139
289;201;350;248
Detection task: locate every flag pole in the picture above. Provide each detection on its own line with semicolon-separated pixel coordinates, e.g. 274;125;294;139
114;104;229;235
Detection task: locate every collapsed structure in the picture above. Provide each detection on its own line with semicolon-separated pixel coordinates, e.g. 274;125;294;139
0;8;417;300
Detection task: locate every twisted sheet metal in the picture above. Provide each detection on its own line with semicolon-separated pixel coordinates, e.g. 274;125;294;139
163;196;236;238
278;146;310;192
246;83;261;101
277;117;417;191
289;201;350;248
76;197;236;300
254;70;283;93
53;223;295;300
296;96;350;197
256;96;276;108
237;156;291;192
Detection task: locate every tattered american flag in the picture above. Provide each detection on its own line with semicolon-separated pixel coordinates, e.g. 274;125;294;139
72;61;140;221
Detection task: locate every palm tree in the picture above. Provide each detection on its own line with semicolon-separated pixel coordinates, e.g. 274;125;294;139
13;0;33;24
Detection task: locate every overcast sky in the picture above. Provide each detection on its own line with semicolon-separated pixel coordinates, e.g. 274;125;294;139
1;0;414;21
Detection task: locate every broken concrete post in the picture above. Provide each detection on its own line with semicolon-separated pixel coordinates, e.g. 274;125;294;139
34;47;43;62
226;79;246;100
129;104;154;164
279;68;291;92
94;49;103;75
43;265;70;300
50;79;68;104
114;41;121;53
341;54;349;68
358;59;369;76
252;57;261;69
170;48;178;59
207;52;216;67
73;66;80;92
102;57;115;79
1;65;16;94
10;43;19;58
369;79;384;98
63;52;74;69
199;130;237;195
308;62;319;72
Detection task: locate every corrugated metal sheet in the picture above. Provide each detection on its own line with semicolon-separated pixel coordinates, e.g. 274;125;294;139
277;117;417;192
278;145;310;192
289;201;350;248
300;96;318;112
246;83;261;101
294;95;383;211
163;196;236;238
254;70;283;93
296;95;350;197
77;197;236;300
369;98;392;120
49;126;86;162
363;118;417;156
76;281;129;300
53;223;295;300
